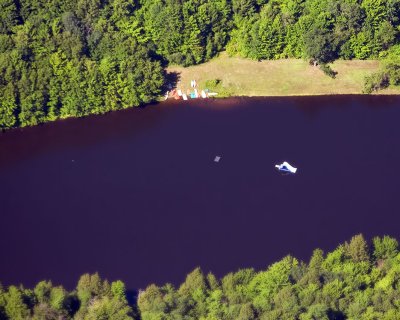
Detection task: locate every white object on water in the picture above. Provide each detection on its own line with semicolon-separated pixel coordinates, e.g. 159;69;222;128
182;93;188;100
177;89;183;96
214;156;221;163
275;161;297;173
208;92;218;96
201;90;207;98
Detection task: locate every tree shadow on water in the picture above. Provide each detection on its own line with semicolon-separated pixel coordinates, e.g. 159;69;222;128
126;289;140;316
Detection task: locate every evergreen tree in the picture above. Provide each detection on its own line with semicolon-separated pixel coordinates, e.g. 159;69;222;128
4;286;30;319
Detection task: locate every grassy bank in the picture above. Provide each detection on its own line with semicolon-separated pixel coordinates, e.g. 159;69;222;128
167;53;400;97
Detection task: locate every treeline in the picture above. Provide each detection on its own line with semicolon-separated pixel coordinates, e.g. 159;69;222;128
1;0;400;129
2;234;400;319
0;0;166;129
364;47;400;93
0;274;137;319
137;0;400;64
227;0;400;63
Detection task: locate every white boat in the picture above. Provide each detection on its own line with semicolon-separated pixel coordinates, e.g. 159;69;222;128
208;92;218;96
201;90;207;98
182;93;188;100
275;161;297;174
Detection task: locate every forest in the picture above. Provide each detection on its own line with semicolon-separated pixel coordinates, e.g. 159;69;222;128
1;0;400;129
1;234;400;319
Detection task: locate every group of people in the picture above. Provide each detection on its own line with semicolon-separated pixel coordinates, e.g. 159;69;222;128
165;79;217;100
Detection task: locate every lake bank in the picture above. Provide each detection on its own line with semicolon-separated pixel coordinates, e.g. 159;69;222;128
167;53;400;97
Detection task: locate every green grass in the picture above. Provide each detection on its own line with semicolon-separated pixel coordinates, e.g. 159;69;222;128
167;52;400;96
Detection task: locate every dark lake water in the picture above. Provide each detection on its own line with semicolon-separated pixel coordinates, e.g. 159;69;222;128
1;96;400;290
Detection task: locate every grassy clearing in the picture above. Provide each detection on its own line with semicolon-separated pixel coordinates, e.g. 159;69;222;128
167;52;400;96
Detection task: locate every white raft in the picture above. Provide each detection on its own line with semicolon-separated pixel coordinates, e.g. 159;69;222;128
275;161;297;174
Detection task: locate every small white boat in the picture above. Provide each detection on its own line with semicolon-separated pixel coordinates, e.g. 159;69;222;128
201;90;207;98
208;92;218;96
182;93;188;100
275;161;297;174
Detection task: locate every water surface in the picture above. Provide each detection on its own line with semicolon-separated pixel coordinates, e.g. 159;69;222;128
1;96;399;289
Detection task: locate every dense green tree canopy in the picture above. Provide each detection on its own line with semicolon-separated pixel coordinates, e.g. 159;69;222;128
0;0;166;129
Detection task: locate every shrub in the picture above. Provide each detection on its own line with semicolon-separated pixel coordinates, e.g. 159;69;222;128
320;64;337;79
205;79;221;88
363;72;389;94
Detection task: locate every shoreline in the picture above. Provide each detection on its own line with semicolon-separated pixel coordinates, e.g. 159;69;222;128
167;53;400;97
3;94;400;133
162;92;400;102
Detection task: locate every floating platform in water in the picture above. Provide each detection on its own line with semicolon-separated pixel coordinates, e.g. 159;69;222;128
275;161;297;173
